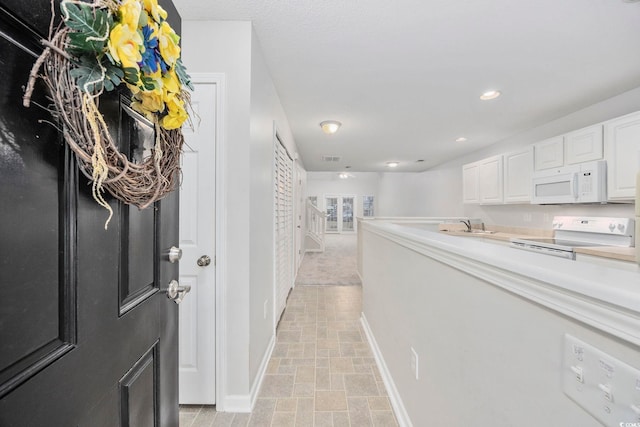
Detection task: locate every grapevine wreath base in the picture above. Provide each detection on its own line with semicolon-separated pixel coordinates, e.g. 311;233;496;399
24;0;192;228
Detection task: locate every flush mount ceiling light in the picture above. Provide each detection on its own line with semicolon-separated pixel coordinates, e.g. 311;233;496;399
320;120;342;134
480;90;501;100
386;161;399;168
456;137;468;142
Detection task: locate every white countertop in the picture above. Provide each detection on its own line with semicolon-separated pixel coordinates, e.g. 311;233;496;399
361;220;640;345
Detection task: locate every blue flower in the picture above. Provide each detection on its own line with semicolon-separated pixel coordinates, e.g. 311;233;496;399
139;25;161;73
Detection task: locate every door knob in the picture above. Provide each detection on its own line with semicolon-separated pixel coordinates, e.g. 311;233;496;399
165;280;191;304
197;255;212;267
167;246;182;263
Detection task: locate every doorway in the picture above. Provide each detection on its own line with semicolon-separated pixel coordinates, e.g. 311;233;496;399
325;195;356;233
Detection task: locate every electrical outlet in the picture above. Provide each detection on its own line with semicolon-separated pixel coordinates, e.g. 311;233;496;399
410;347;419;380
263;299;268;320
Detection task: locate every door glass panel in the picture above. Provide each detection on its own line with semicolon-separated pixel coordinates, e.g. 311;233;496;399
363;196;374;217
342;197;354;231
325;197;338;232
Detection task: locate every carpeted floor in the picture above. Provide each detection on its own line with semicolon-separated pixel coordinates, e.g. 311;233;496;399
295;234;361;286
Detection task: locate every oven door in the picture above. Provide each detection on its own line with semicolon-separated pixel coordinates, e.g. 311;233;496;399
531;167;579;204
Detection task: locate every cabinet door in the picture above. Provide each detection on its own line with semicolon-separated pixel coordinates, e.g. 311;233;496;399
462;162;479;204
566;124;603;164
534;136;564;170
604;111;640;200
503;147;533;203
479;155;504;204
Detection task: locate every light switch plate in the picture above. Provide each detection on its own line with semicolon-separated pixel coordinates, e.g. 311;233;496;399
563;334;640;426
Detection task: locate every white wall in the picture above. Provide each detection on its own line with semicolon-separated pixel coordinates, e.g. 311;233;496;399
307;172;380;218
248;29;301;387
361;227;640;426
377;87;640;227
182;21;303;408
182;20;253;399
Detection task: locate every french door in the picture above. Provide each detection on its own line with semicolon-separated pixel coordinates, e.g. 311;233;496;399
325;195;356;233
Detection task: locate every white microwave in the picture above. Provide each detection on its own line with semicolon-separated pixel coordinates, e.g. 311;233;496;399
531;160;607;204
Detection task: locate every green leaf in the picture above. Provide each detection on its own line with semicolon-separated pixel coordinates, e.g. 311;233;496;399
140;74;157;91
70;56;106;94
174;58;194;91
102;58;124;92
61;1;111;54
122;67;140;86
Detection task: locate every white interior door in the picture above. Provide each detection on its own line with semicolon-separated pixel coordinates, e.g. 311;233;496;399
294;164;304;269
178;81;217;404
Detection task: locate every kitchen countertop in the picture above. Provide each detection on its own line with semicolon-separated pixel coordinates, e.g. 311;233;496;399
438;223;637;263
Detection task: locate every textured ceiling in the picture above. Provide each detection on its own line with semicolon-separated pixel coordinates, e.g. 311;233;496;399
173;0;640;172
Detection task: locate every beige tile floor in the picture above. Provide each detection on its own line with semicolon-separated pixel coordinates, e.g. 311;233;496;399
179;285;399;427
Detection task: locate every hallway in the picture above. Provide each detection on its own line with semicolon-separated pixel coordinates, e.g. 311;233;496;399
180;236;399;426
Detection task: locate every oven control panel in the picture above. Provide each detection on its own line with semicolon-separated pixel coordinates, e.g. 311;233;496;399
552;216;634;236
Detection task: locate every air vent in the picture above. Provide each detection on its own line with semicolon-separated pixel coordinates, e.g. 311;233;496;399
321;155;341;162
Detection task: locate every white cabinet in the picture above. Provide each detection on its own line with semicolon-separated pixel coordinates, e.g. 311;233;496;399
478;155;504;204
604;111;640;200
565;124;603;165
503;147;533;203
463;155;508;205
462;162;480;204
534;136;564;170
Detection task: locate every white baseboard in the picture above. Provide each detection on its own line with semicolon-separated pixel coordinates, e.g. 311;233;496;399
220;334;276;413
360;313;412;427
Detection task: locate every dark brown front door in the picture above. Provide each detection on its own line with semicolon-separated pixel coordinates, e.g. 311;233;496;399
0;1;181;425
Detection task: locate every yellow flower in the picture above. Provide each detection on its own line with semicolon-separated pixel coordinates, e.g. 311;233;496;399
161;93;188;129
133;91;165;116
119;0;142;30
161;69;181;95
108;23;142;70
158;21;180;67
143;0;168;22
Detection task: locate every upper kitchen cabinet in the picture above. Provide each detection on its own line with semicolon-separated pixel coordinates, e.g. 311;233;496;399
463;155;506;205
503;147;533;203
534;136;564;170
478;155;504;204
462;162;480;204
565;124;603;165
604;111;640;201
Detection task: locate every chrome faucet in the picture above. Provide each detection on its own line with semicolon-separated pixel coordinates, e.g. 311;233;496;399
460;220;472;232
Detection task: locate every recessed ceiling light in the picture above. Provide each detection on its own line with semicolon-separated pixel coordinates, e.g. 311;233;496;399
456;137;468;142
320;120;342;134
386;162;399;168
480;90;501;100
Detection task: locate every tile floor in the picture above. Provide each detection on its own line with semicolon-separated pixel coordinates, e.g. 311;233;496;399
179;285;399;427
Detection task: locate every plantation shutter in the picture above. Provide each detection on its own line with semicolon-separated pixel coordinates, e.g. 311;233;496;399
274;135;294;322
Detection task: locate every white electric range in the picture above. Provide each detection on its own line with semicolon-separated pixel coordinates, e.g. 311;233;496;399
510;216;635;260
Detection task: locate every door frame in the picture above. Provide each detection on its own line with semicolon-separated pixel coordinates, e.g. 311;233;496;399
189;73;228;410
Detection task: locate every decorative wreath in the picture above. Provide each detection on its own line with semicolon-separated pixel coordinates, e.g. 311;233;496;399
23;0;193;228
